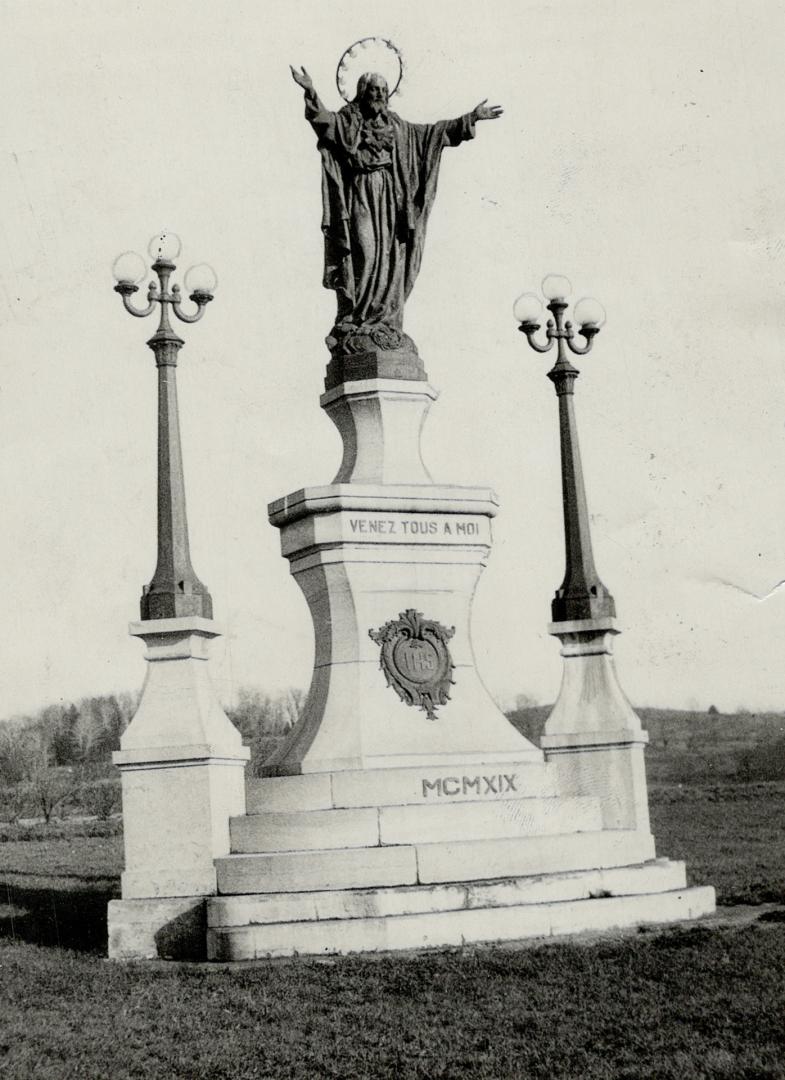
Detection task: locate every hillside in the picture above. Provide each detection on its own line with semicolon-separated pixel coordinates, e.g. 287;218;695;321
506;706;785;784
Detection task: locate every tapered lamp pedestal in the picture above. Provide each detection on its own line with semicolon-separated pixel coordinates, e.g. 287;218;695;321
108;618;249;960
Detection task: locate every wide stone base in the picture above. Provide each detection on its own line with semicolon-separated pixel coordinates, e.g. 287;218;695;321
107;753;716;960
201;764;714;961
207;861;715;960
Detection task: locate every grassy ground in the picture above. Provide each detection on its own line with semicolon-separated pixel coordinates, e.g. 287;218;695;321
0;829;121;954
649;781;785;904
2;924;785;1079
2;765;785;1076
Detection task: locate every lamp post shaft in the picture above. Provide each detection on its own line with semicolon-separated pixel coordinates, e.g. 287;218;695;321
515;295;615;625
139;336;212;620
137;258;213;620
548;356;614;622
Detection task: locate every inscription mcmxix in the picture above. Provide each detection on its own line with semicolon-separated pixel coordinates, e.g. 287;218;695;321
421;773;519;798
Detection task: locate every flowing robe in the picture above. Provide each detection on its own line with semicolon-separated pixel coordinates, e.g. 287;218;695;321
302;88;475;339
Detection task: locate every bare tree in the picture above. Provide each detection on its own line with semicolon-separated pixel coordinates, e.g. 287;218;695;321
79;777;121;820
0;720;38;783
27;738;75;824
0;780;30;824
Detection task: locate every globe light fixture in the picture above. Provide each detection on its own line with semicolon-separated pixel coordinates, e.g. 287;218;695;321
184;262;219;298
111;251;147;287
541;273;572;302
512;292;543;327
147;229;182;263
574;296;606;329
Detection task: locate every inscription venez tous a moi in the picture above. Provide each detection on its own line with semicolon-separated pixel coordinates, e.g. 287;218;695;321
421;773;519;798
348;516;480;537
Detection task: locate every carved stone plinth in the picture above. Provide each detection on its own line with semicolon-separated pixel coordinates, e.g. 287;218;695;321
540;617;650;833
266;483;541;774
263;364;541;775
321;379;437;485
108;617;249;960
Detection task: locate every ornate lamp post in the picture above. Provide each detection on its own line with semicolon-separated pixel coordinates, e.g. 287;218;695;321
108;233;249;959
112;232;217;620
513;274;614;624
514;276;650;836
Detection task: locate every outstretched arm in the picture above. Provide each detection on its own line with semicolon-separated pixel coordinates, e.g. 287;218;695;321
290;64;326;111
439;99;504;148
471;99;503;122
290;65;314;93
290;64;336;140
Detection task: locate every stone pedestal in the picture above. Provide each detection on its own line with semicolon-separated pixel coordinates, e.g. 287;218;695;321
110;356;714;962
540;617;650;833
263;369;540;776
201;368;716;959
266;482;540;775
322;378;437;484
108;617;250;960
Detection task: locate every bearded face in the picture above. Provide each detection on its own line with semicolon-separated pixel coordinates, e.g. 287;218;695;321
357;74;389;118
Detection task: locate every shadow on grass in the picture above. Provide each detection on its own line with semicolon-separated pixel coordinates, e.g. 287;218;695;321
758;908;785;924
0;878;118;954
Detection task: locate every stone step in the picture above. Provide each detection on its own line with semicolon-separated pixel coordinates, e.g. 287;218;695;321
216;844;419;895
209;858;688;928
207;883;717;960
378;795;601;847
230;807;379;854
229;796;601;854
215;829;655;896
246;759;554;814
416;829;655;886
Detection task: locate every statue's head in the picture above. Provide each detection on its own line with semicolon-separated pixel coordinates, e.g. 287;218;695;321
355;72;389;117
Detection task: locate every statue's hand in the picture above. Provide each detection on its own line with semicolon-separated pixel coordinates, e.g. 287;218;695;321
472;99;503;122
290;65;314;92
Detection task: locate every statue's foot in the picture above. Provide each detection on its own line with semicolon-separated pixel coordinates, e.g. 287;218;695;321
324;323;427;390
327;321;417;354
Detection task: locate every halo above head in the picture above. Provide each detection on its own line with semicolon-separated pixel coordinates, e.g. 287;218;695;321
336;37;404;103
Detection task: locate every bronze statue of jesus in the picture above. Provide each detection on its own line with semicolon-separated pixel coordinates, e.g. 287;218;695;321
291;66;502;358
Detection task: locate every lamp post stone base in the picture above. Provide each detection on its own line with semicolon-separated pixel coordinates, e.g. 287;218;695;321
541;618;650;833
108;616;249;961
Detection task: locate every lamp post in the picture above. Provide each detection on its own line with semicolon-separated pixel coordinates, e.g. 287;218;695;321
112;232;218;620
513;275;649;836
514;275;614;624
108;233;249;957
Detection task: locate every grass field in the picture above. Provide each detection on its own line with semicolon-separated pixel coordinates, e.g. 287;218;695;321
2;723;785;1078
2;921;785;1079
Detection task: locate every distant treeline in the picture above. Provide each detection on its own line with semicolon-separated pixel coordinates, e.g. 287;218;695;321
3;695;785;790
0;694;138;780
0;694;140;824
0;686;305;784
224;687;304;775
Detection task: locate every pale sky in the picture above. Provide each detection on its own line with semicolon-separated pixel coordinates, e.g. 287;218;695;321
2;0;784;718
